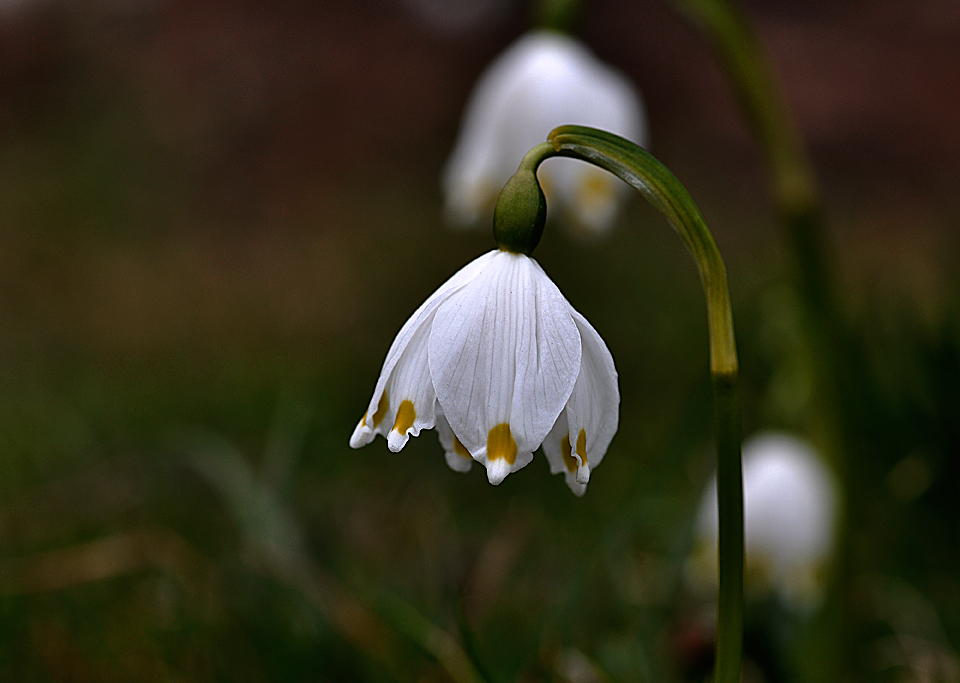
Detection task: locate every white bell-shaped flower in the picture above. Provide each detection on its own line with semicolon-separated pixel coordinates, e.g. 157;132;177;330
442;30;647;237
687;432;839;609
350;249;618;496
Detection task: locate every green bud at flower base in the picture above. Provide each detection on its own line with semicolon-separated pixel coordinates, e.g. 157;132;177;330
492;167;547;255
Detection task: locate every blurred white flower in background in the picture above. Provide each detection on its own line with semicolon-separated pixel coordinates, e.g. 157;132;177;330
349;249;618;496
442;30;648;237
687;432;840;609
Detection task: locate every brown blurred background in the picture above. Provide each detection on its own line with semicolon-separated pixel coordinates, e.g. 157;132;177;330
1;1;958;681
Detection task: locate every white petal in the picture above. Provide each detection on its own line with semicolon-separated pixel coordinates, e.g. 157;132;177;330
541;412;587;497
434;405;473;473
349;251;496;450
429;251;581;484
383;317;436;452
562;309;619;479
541;308;618;494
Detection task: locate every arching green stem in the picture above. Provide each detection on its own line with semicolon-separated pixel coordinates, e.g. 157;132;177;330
668;0;835;344
517;126;744;683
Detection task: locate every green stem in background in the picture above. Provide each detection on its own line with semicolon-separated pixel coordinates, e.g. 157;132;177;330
512;126;744;683
377;591;487;683
667;0;819;215
534;0;582;32
667;0;835;318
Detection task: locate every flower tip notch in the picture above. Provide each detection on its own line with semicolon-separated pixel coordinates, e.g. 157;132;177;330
349;417;373;449
492;168;547;255
485;458;512;485
575;462;590;486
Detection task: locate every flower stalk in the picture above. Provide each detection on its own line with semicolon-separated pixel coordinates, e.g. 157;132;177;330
666;4;851;674
513;126;744;683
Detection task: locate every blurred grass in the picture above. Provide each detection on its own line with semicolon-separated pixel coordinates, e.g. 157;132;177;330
1;2;959;682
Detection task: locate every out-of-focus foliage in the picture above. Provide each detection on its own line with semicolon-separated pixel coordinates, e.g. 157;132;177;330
1;1;958;682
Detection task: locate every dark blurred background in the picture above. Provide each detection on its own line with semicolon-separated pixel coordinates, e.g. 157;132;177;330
1;0;958;681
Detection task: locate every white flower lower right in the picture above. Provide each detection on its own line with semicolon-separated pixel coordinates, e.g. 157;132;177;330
686;432;839;608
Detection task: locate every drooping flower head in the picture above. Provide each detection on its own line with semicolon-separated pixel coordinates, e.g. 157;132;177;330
686;432;839;608
349;246;618;496
442;30;647;237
